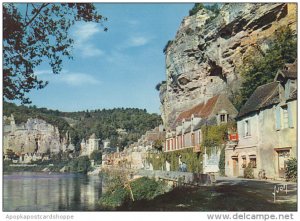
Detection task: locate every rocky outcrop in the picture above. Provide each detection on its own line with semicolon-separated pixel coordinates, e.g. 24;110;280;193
160;3;296;128
3;115;73;154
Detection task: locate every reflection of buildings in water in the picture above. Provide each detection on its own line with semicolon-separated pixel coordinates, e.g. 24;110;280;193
3;173;103;211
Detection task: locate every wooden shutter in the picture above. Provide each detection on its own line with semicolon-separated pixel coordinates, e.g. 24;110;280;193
285;80;291;99
287;103;293;128
275;106;281;130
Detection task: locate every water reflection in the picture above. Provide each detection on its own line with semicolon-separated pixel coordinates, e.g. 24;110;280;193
3;172;103;211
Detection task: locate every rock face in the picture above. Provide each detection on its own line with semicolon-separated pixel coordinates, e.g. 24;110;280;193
160;3;296;128
3;115;71;154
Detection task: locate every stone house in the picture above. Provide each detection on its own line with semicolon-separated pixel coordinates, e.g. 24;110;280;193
225;62;297;179
165;94;238;152
165;94;238;173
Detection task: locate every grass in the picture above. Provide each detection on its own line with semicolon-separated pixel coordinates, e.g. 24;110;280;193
118;183;297;211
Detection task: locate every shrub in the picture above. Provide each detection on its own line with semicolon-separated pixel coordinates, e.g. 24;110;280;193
163;40;173;54
90;150;102;164
189;3;204;16
218;147;226;176
99;187;129;209
99;175;167;209
130;177;166;201
244;164;254;179
285;158;297;182
68;155;91;174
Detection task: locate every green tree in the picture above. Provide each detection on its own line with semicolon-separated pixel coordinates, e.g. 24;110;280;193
90;150;102;164
238;27;296;107
3;3;107;104
218;147;226;176
189;3;204;16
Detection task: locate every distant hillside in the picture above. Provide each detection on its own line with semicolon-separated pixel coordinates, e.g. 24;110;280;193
3;102;162;151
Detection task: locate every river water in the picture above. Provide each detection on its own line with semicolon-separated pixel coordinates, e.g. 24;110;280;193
3;172;103;211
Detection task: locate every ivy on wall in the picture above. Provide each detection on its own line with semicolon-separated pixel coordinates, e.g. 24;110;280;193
146;148;203;173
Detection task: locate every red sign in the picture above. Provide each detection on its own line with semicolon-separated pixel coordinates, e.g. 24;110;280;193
229;133;239;141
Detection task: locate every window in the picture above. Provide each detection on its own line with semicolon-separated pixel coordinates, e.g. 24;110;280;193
210;79;213;83
191;133;195;146
249;155;257;168
220;114;226;122
244;120;251;136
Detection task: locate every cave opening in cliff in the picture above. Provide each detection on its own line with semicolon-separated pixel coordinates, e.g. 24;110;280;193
208;60;227;82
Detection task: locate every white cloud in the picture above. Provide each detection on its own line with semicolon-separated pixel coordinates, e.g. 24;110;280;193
35;70;53;76
128;36;151;47
34;69;101;86
72;22;104;58
73;23;101;44
126;19;140;27
117;35;154;50
60;73;101;86
80;45;105;57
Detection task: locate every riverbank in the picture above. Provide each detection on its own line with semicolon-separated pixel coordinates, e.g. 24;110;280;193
117;178;297;211
3;156;99;174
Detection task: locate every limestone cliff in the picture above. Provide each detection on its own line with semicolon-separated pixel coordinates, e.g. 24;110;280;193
3;115;73;154
160;3;296;128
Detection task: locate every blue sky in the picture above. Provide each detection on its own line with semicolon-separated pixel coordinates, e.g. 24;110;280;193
24;3;193;113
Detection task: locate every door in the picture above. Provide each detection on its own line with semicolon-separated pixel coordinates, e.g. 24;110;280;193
233;158;239;177
278;150;290;178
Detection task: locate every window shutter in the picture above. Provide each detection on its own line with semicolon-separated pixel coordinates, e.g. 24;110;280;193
285;80;291;99
239;122;244;137
275;106;281;130
287;103;293;128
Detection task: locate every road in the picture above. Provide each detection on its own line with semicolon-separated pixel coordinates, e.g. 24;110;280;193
215;176;297;203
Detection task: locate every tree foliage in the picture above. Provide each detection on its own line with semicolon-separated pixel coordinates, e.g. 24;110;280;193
189;3;204;16
237;27;297;108
3;102;162;151
90;150;102;164
3;3;107;104
285;158;297;182
147;148;203;173
189;3;220;16
218;147;226;176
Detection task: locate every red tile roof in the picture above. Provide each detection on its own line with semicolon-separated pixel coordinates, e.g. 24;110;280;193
176;95;220;122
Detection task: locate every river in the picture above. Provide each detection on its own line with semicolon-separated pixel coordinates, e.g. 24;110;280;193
3;172;103;211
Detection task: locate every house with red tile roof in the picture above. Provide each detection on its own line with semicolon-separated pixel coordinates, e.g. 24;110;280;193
164;93;238;173
165;93;238;153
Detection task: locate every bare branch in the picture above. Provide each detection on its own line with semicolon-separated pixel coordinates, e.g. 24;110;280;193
24;3;49;27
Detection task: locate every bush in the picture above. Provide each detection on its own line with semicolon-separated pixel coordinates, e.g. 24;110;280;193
163;40;173;54
189;3;204;16
218;147;226;176
244;164;254;179
130;177;166;201
90;150;102;164
99;175;167;209
99;187;129;209
68;155;91;174
285;158;297;182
